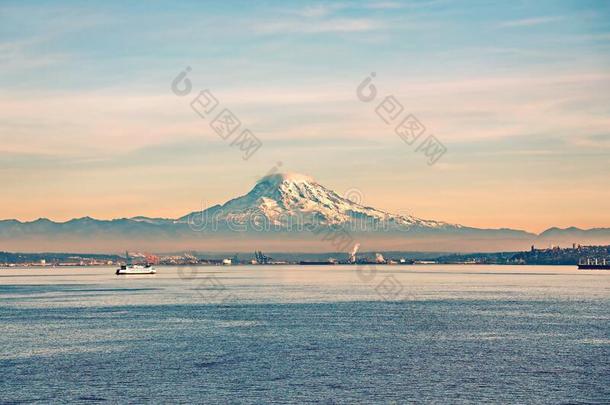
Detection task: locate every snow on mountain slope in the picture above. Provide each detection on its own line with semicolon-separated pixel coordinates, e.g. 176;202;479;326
180;173;458;231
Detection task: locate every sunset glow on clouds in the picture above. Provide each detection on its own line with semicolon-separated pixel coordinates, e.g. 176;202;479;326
1;0;609;232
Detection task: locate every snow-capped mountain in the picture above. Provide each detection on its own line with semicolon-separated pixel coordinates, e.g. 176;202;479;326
179;173;457;231
1;172;608;253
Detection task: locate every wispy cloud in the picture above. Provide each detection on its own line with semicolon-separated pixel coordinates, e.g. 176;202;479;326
570;133;610;149
294;4;347;18
499;16;564;28
364;1;404;9
291;2;403;17
254;18;382;34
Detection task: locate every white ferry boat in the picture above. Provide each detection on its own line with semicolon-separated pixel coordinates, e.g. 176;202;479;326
116;252;156;275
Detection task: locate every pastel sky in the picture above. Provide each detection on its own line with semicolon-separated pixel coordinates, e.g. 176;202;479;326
1;0;609;233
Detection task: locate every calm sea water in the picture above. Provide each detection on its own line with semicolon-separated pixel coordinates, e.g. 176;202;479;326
1;265;608;404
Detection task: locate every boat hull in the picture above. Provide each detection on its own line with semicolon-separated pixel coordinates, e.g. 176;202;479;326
578;264;610;270
115;266;156;275
115;270;156;275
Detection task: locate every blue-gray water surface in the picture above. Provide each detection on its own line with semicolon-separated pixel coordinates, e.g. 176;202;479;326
1;265;608;404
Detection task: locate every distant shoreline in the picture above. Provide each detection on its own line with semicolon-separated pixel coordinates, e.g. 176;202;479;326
2;244;609;267
0;263;584;270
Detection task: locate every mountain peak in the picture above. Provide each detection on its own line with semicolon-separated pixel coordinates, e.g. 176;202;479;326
257;172;315;186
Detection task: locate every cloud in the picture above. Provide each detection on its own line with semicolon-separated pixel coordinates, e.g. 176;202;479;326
570;133;610;149
0;38;70;70
1;69;608;160
364;1;404;9
499;16;564;28
294;4;347;18
254;18;382;34
291;2;403;17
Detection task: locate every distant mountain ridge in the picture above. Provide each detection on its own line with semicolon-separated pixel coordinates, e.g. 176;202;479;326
1;173;608;253
536;226;610;246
